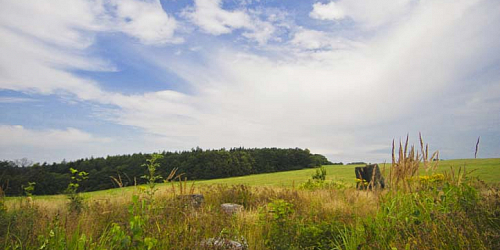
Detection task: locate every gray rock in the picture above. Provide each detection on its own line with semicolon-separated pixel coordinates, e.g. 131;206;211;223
220;203;243;214
201;238;247;250
177;194;204;208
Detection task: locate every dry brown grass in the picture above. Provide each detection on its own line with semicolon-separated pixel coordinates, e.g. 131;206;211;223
389;133;439;191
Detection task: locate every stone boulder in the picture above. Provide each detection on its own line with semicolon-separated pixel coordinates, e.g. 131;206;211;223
355;164;385;189
177;194;204;208
220;203;243;215
201;238;247;250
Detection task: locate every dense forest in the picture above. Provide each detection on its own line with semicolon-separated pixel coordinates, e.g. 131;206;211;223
0;147;331;196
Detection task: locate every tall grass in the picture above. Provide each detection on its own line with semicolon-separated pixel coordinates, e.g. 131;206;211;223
389;133;439;191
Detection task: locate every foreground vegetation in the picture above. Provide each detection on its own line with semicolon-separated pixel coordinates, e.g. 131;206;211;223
1;141;499;249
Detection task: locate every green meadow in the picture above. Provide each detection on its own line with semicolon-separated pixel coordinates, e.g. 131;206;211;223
1;157;499;250
58;158;500;199
197;158;500;186
6;158;497;209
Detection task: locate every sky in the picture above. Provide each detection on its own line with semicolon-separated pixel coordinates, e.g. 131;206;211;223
0;0;499;164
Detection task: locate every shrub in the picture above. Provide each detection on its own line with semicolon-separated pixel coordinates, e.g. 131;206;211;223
260;199;297;250
297;222;341;250
312;166;327;181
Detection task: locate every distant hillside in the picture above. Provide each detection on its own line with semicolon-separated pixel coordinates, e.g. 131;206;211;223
0;147;331;196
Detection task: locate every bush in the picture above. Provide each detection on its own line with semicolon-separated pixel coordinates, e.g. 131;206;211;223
260;199;297;250
297;222;341;250
312;166;327;181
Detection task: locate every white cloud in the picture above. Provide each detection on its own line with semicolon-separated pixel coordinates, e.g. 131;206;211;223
0;125;135;163
0;0;182;47
182;0;275;44
0;125;110;148
138;0;500;162
0;0;106;49
0;24;110;97
310;1;346;21
0;124;189;163
241;19;276;45
183;0;251;35
0;0;180;96
1;0;499;164
289;28;360;51
110;0;182;44
310;0;413;28
291;29;330;50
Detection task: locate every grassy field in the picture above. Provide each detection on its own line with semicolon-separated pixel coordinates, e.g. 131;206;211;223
80;157;500;198
5;158;497;210
197;158;500;186
1;158;499;249
7;158;499;201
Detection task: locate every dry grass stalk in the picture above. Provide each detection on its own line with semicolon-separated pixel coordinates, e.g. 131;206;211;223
110;174;124;188
166;167;180;182
390;133;439;191
444;164;477;187
475;136;480;159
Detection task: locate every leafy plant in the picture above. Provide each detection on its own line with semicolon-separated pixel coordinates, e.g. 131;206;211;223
260;199;297;250
23;182;36;197
312;166;327;181
65;168;88;213
141;153;163;202
297;222;341;250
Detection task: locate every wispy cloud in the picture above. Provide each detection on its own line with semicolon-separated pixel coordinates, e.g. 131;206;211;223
0;97;38;103
0;125;111;147
0;125;116;162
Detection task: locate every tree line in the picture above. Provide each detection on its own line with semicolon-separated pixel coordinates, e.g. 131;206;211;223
0;147;331;196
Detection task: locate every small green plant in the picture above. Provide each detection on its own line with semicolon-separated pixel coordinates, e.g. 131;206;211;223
298;166;340;190
38;216;67;250
141;153;164;202
333;225;365;250
105;223;131;249
260;199;296;250
23;182;36;197
297;222;341;249
299;179;327;190
65;168;88;213
312;166;327;181
126;195;158;250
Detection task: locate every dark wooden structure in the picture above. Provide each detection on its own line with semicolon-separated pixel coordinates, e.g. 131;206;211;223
355;164;385;189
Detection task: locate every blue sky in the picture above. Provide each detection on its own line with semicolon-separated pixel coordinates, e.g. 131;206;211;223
1;0;499;164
